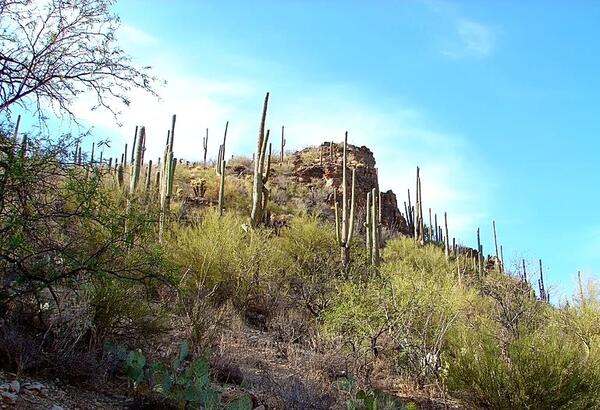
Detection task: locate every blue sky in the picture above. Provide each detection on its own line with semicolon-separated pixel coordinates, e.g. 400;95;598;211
64;0;600;299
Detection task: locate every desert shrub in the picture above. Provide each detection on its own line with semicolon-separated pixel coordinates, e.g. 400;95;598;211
445;321;600;409
0;130;175;376
85;276;168;343
0;133;171;308
444;275;600;409
278;216;340;316
556;277;600;356
323;237;471;385
169;210;290;326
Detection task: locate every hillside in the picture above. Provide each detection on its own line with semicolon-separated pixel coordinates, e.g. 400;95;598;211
1;115;600;410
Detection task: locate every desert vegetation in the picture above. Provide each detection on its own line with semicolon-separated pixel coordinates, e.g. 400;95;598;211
1;1;600;409
1;97;600;409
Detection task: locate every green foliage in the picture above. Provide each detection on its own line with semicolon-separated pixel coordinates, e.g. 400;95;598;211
169;210;288;307
126;350;146;384
323;237;471;384
118;342;253;410
278;216;341;315
5;125;600;408
443;276;600;409
0;132;171;315
346;389;408;410
87;276;167;343
445;322;600;409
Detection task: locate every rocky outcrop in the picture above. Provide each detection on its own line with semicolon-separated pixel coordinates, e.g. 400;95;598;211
292;142;410;235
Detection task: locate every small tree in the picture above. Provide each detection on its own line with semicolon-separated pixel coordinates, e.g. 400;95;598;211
0;0;157;122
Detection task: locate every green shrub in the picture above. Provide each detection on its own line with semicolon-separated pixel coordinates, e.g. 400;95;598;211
323;237;472;384
168;210;289;317
278;216;341;315
445;322;600;409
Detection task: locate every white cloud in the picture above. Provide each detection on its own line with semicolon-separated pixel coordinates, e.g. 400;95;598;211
458;19;494;56
442;19;494;58
118;24;159;46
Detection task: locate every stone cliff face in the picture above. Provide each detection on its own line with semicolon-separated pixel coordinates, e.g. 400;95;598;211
292;142;410;235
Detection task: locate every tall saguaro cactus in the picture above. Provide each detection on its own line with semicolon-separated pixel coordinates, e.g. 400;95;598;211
365;187;381;267
159;115;176;243
129;126;145;194
493;220;500;270
407;189;413;233
334;132;356;270
538;259;548;302
577;271;585;307
477;227;483;276
203;128;208;167
145;160;153;192
130;126;138;164
216;121;229;175
250;93;272;227
444;212;450;260
218;159;226;216
365;192;372;263
280;125;286;163
414;167;425;244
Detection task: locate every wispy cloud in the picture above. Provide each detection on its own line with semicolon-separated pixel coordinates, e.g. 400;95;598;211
118;24;159;46
458;19;494;57
442;18;495;59
422;1;496;59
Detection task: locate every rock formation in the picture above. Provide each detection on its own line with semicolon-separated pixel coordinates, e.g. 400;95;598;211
292;142;410;235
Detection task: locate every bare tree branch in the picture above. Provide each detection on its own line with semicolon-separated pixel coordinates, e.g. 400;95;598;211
0;0;159;124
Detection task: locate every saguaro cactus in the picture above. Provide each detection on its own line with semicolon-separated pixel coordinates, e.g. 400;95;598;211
159;115;176;243
407;189;414;234
250;93;272;227
493;220;500;271
444;212;450;260
538;259;548;302
280;125;286;163
334;132;356;270
203;128;208;167
117;163;124;188
11;114;21;152
477;227;483;276
365;186;382;267
129;126;145;194
578;271;585;307
131;126;138;164
428;208;433;243
218;159;226;216
216;121;229;175
414;167;425;244
372;188;381;266
365;192;372;263
145;160;153;192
